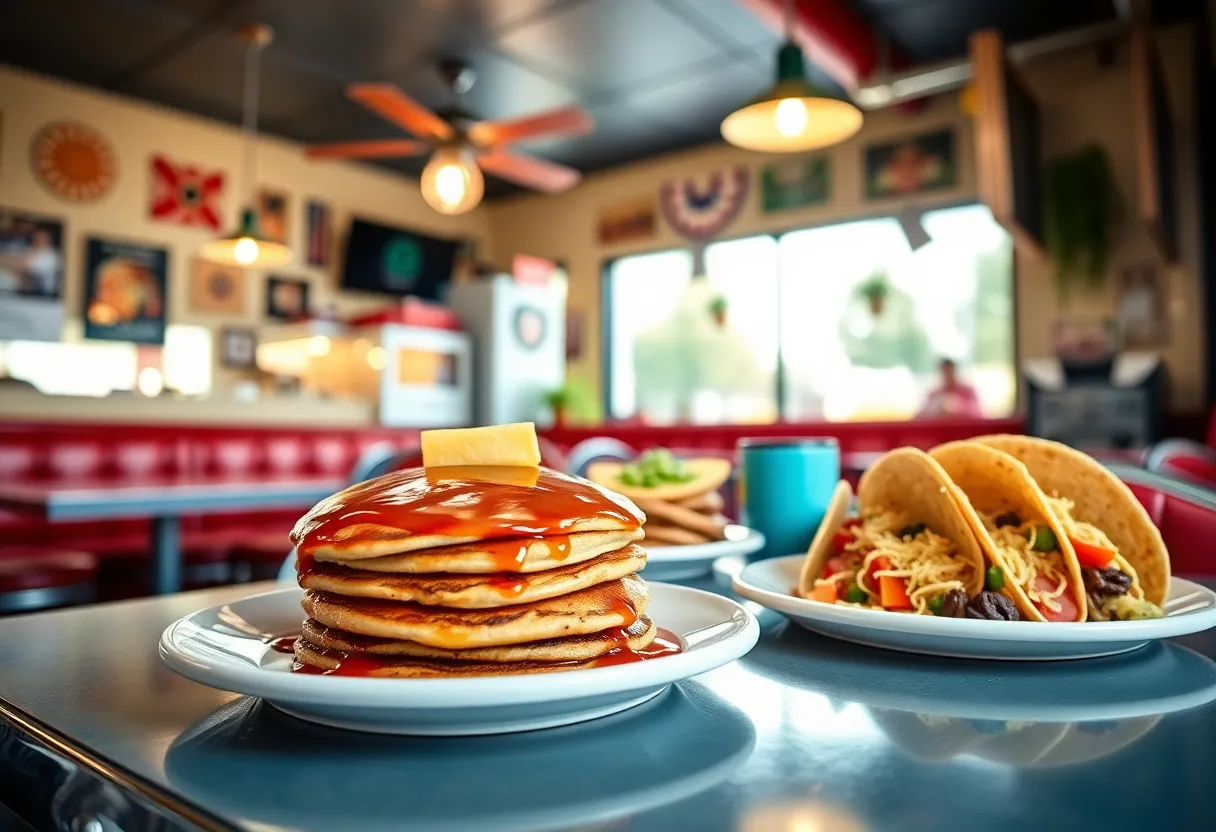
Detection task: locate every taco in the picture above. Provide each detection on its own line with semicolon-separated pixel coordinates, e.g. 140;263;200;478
973;435;1168;618
797;448;985;615
931;441;1088;622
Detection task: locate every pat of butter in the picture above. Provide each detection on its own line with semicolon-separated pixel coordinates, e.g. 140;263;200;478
421;422;541;469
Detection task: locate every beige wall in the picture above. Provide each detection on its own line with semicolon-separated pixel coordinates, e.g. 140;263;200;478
0;64;491;396
488;25;1204;414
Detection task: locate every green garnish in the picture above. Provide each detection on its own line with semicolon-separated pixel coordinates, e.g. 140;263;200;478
1027;525;1058;552
986;566;1006;591
928;594;946;616
617;448;695;488
845;584;867;604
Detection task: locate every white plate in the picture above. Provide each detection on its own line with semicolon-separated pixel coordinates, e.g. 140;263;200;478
644;525;765;580
160;582;759;735
733;554;1216;661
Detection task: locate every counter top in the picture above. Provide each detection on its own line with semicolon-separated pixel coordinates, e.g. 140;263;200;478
2;577;1213;831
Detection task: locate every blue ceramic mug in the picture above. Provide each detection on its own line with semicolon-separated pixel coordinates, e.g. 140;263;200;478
737;438;840;560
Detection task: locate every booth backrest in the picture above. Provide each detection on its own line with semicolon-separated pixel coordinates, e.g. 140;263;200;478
1146;439;1216;492
1108;463;1216;578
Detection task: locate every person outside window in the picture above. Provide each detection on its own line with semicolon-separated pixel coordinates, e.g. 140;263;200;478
917;357;983;418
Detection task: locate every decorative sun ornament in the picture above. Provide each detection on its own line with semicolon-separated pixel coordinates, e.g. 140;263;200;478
32;121;117;202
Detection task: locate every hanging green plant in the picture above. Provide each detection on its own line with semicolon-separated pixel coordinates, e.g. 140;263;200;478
856;270;891;316
1043;145;1120;300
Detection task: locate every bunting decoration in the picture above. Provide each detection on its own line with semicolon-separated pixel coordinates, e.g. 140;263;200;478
658;166;749;242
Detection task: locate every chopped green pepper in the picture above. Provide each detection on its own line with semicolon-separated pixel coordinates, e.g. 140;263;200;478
928;594;946;616
845;583;867;604
1027;525;1058;552
985;565;1006;591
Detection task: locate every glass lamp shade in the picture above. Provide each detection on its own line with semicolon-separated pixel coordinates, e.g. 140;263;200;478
199;208;293;267
721;43;863;153
420;146;485;215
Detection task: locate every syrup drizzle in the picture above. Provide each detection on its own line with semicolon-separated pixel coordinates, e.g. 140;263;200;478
292;468;639;556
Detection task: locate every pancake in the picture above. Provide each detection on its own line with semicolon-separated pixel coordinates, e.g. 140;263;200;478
314;528;642;574
633;497;728;540
299;615;657;663
293;638;602;677
302;574;650;649
299;544;648;609
677;491;725;513
292;466;645;561
644;523;712;546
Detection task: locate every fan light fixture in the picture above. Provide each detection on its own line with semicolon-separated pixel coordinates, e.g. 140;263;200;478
200;23;292;267
420;145;485;215
721;0;863;153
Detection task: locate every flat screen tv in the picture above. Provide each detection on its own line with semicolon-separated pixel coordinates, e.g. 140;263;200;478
341;217;460;300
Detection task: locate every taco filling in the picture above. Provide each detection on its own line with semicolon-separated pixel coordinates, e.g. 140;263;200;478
807;509;980;616
1044;495;1164;621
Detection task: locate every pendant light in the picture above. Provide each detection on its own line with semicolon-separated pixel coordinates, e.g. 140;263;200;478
420;145;485;215
199;23;292;267
721;0;864;153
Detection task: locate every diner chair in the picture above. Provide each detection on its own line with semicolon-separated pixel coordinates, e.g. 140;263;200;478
565;437;634;478
0;548;99;615
1145;439;1216;491
1106;462;1216;577
97;547;234;601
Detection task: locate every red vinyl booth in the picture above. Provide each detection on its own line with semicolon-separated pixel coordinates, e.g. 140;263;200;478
1110;462;1216;578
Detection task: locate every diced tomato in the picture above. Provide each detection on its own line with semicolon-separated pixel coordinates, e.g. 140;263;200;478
810;583;838;603
823;555;852;577
1032;574;1080;622
1069;536;1117;569
879;575;912;609
865;555;892;588
830;530;855;551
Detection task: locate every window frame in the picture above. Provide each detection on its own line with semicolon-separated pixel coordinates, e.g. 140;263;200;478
599;198;1020;423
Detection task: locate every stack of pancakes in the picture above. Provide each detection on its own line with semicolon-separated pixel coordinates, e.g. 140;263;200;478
289;466;656;677
587;456;733;547
631;491;728;546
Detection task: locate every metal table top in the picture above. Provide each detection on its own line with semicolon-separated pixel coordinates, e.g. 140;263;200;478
0;476;343;521
2;576;1214;832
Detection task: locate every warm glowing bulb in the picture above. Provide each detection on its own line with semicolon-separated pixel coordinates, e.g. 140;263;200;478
308;336;331;357
233;236;259;265
421;147;484;215
367;346;386;370
774;97;808;136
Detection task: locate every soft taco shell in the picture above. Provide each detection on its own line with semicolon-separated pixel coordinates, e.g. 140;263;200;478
798;448;986;599
586;457;732;502
972;435;1170;606
797;480;853;597
930;441;1087;622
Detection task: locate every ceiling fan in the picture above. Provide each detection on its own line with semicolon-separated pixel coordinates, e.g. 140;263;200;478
307;60;593;214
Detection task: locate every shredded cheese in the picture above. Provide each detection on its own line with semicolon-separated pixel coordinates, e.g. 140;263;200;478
983;514;1069;613
1045;495;1144;600
811;508;976;615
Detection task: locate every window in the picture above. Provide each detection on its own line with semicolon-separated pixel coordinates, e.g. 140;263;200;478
605;203;1015;424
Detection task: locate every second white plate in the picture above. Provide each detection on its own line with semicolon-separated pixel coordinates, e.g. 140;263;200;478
733;554;1216;661
160;582;759;735
644;525;765;580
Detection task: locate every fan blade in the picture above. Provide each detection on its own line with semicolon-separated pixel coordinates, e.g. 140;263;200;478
477;150;581;194
346;83;453;141
307;139;428;161
469;105;594;148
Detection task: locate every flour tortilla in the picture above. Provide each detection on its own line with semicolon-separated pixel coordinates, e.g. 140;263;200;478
797;448;986;599
586;458;732;503
930;441;1088;622
972;435;1170;606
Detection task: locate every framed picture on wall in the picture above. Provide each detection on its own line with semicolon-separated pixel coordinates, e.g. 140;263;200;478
220;327;258;369
864;129;956;199
305;199;331;266
188;257;246;315
1118;262;1169;348
760;157;829;213
265;275;310;320
256;187;289;244
0;207;66;342
82;236;169;345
